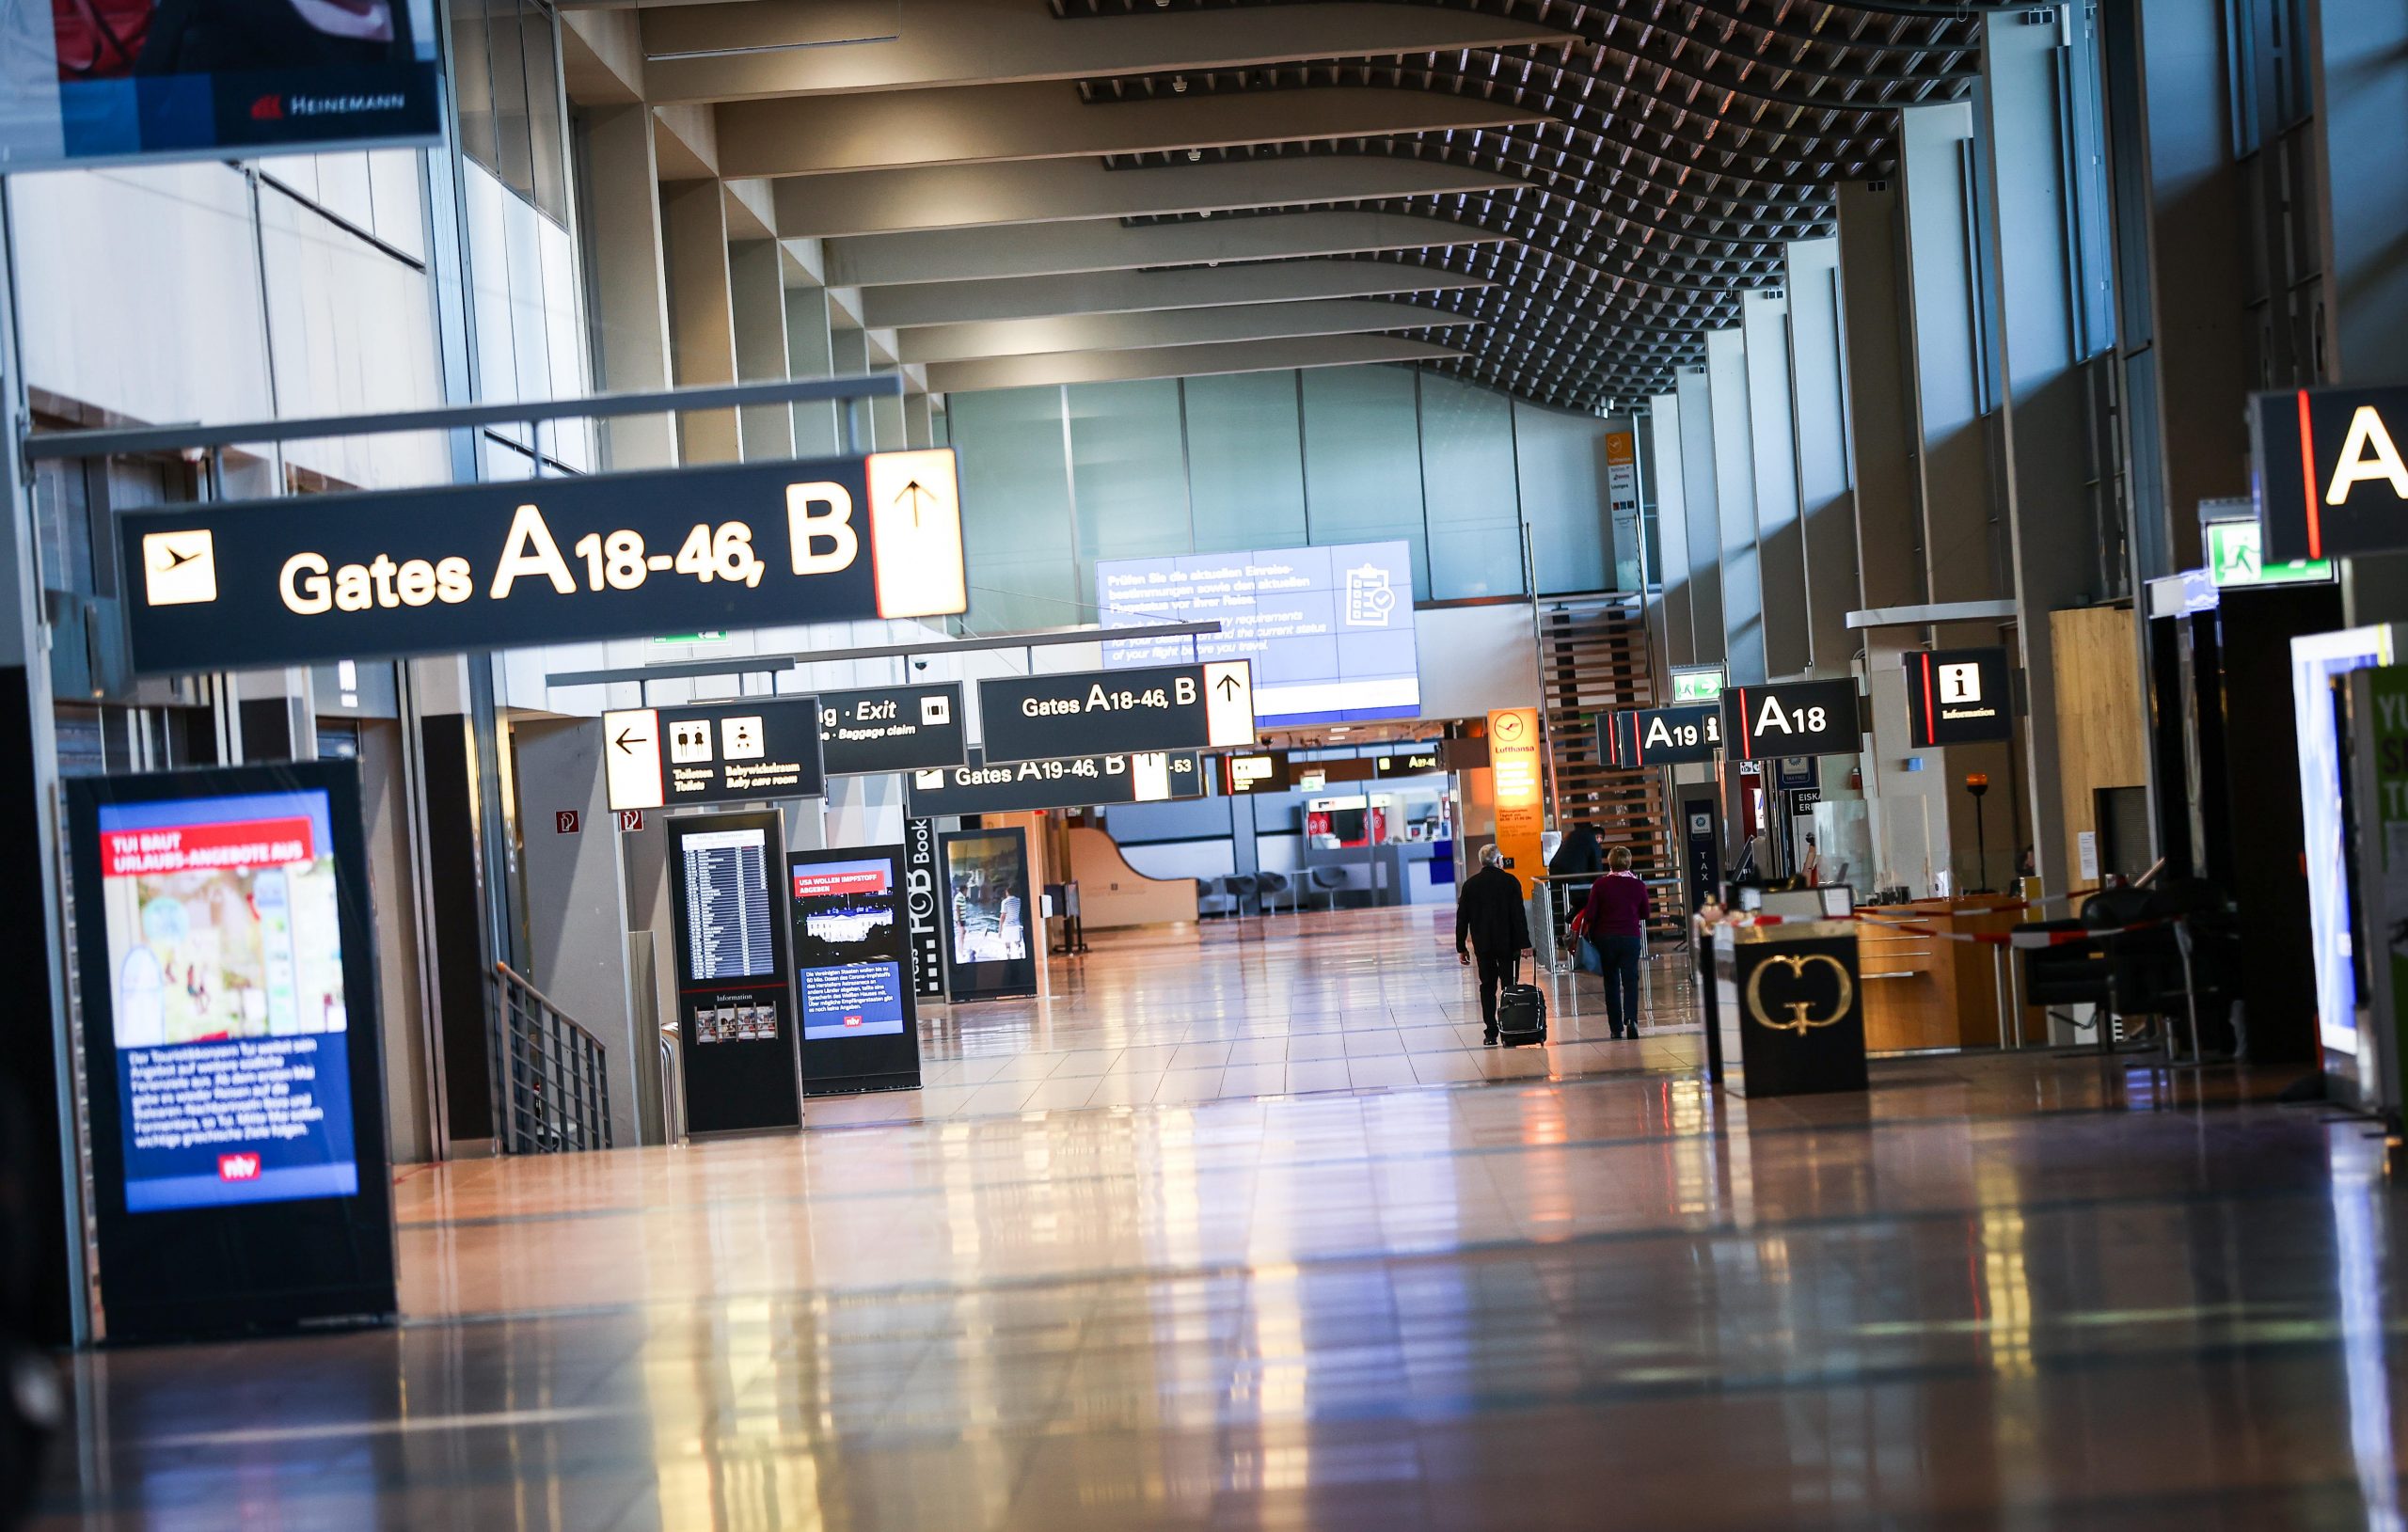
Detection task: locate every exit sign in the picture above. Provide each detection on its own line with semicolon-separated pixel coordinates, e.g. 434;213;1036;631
1671;667;1724;703
2207;520;2332;589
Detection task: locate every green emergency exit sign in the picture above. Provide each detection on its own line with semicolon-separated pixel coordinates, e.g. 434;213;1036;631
2206;520;2332;588
1671;668;1724;702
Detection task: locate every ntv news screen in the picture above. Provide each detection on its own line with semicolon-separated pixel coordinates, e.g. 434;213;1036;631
94;790;359;1212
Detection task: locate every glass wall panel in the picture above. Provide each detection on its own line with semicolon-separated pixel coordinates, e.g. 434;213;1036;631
1417;371;1523;600
1512;400;1611;594
1301;365;1429;596
1183;371;1306;553
1069;379;1192;621
950;386;1076;632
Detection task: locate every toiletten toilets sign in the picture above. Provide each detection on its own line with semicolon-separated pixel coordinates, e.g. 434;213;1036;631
117;450;965;675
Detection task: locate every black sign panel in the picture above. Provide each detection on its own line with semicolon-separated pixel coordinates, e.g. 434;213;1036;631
788;846;922;1096
1713;931;1868;1099
978;661;1249;763
1220;750;1291;795
2251;385;2408;561
65;762;395;1342
1601;703;1723;766
1904;647;2014;747
903;817;947;1000
816;683;967;776
907;748;1204;816
603;697;824;811
667;812;801;1135
118;450;965;674
1681;794;1722;913
1724;680;1863;761
1374;748;1445;777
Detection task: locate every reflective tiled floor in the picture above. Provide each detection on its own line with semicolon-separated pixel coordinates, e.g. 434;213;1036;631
31;909;2408;1530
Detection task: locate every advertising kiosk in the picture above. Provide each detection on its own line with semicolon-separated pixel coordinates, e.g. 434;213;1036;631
939;827;1038;1001
789;845;924;1096
66;762;396;1342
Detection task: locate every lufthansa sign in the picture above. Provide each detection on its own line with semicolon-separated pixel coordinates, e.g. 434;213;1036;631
2251;385;2408;561
119;450;966;675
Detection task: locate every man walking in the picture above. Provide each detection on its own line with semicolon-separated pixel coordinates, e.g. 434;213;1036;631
1456;844;1532;1046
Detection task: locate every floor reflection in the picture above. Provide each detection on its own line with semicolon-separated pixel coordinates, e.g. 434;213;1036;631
28;910;2408;1530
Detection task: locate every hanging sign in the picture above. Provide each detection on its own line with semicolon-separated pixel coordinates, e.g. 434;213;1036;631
1373;748;1444;777
816;683;966;776
1220;751;1291;795
1904;648;2014;747
976;661;1254;763
1723;679;1863;761
1670;665;1725;703
119;450;965;675
907;748;1204;817
601;697;824;811
2252;385;2408;561
1601;703;1722;766
2205;517;2333;588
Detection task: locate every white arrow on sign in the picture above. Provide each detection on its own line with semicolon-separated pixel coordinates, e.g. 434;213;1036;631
1202;659;1256;748
600;707;666;811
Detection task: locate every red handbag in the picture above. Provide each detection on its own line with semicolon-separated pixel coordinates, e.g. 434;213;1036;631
52;0;153;79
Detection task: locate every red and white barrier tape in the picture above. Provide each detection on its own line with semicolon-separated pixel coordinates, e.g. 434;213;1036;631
1735;907;2174;947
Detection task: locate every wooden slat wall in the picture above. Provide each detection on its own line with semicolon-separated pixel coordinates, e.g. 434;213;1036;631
1538;597;1681;939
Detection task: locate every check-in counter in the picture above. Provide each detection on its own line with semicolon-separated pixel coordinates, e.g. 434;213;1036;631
1854;897;2046;1052
1712;920;1869;1098
1297;841;1449;907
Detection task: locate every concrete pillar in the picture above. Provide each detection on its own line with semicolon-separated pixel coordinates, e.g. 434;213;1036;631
729;238;793;459
785;284;842;456
1785;236;1858;680
1646;393;1695;670
1899;101;2004;606
510;720;642;1147
1835;182;1923;617
662;180;741;463
1978;7;2114;895
1673;366;1725;671
1742;287;1809;678
583;106;677;470
2309;0;2408;625
1703;326;1764;684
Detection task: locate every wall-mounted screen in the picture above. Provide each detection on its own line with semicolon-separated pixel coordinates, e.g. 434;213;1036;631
1096;541;1420;726
68;762;393;1342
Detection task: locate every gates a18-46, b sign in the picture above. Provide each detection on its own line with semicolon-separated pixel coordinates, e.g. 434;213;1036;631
119;450;965;675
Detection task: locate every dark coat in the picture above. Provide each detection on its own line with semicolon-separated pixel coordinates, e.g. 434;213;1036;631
1455;864;1531;956
1548;826;1604;878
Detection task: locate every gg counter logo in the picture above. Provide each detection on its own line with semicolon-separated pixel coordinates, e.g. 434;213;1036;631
1744;953;1855;1035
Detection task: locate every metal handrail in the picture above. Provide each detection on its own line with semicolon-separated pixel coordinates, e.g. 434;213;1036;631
485;962;613;1156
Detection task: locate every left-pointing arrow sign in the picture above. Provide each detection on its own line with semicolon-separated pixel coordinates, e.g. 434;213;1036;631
601;707;665;811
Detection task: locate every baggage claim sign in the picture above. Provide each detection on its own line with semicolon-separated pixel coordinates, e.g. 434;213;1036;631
116;450;966;674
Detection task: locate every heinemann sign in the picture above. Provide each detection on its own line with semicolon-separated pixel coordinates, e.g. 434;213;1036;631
117;450;965;675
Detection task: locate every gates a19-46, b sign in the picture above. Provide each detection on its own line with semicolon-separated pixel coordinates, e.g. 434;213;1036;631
118;450;965;675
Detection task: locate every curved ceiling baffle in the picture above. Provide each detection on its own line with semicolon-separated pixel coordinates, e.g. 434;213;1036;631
567;0;1992;410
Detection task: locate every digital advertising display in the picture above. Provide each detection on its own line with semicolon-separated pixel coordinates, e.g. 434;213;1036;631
667;812;801;1134
792;859;906;1040
790;846;923;1095
68;762;392;1342
1096;541;1420;726
940;828;1038;1002
9;0;442;168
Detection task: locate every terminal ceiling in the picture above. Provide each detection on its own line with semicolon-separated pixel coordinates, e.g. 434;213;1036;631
563;0;1989;412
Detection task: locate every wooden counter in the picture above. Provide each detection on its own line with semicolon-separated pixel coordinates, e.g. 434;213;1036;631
1855;898;2046;1053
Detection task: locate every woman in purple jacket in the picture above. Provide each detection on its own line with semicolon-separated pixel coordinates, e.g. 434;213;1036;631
1572;847;1651;1039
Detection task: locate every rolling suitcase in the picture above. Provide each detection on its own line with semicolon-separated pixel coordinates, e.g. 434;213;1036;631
1497;972;1547;1047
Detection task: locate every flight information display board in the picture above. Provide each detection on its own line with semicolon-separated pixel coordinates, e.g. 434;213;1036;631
68;762;394;1342
667;813;800;1134
1096;541;1420;726
790;847;923;1096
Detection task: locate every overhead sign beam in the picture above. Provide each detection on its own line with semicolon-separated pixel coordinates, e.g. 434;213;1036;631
908;748;1203;816
977;662;1255;763
119;450;964;676
540;619;1224;689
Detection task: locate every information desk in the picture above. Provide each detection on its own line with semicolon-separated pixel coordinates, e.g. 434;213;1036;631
1854;897;2045;1052
1713;921;1869;1098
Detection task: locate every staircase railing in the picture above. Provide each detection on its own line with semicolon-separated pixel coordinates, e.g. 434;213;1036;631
485;962;613;1155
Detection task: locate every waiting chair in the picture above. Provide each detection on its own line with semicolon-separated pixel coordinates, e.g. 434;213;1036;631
1306;867;1348;910
1254;870;1293;915
1196;878;1238;919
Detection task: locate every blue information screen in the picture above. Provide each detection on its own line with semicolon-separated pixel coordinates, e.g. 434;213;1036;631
1097;541;1421;726
94;790;359;1214
793;858;907;1040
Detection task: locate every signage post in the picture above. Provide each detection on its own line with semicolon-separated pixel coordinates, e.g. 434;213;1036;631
1487;706;1545;894
902;818;948;1001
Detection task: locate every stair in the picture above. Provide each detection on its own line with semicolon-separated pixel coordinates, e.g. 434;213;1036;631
1536;596;1681;940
